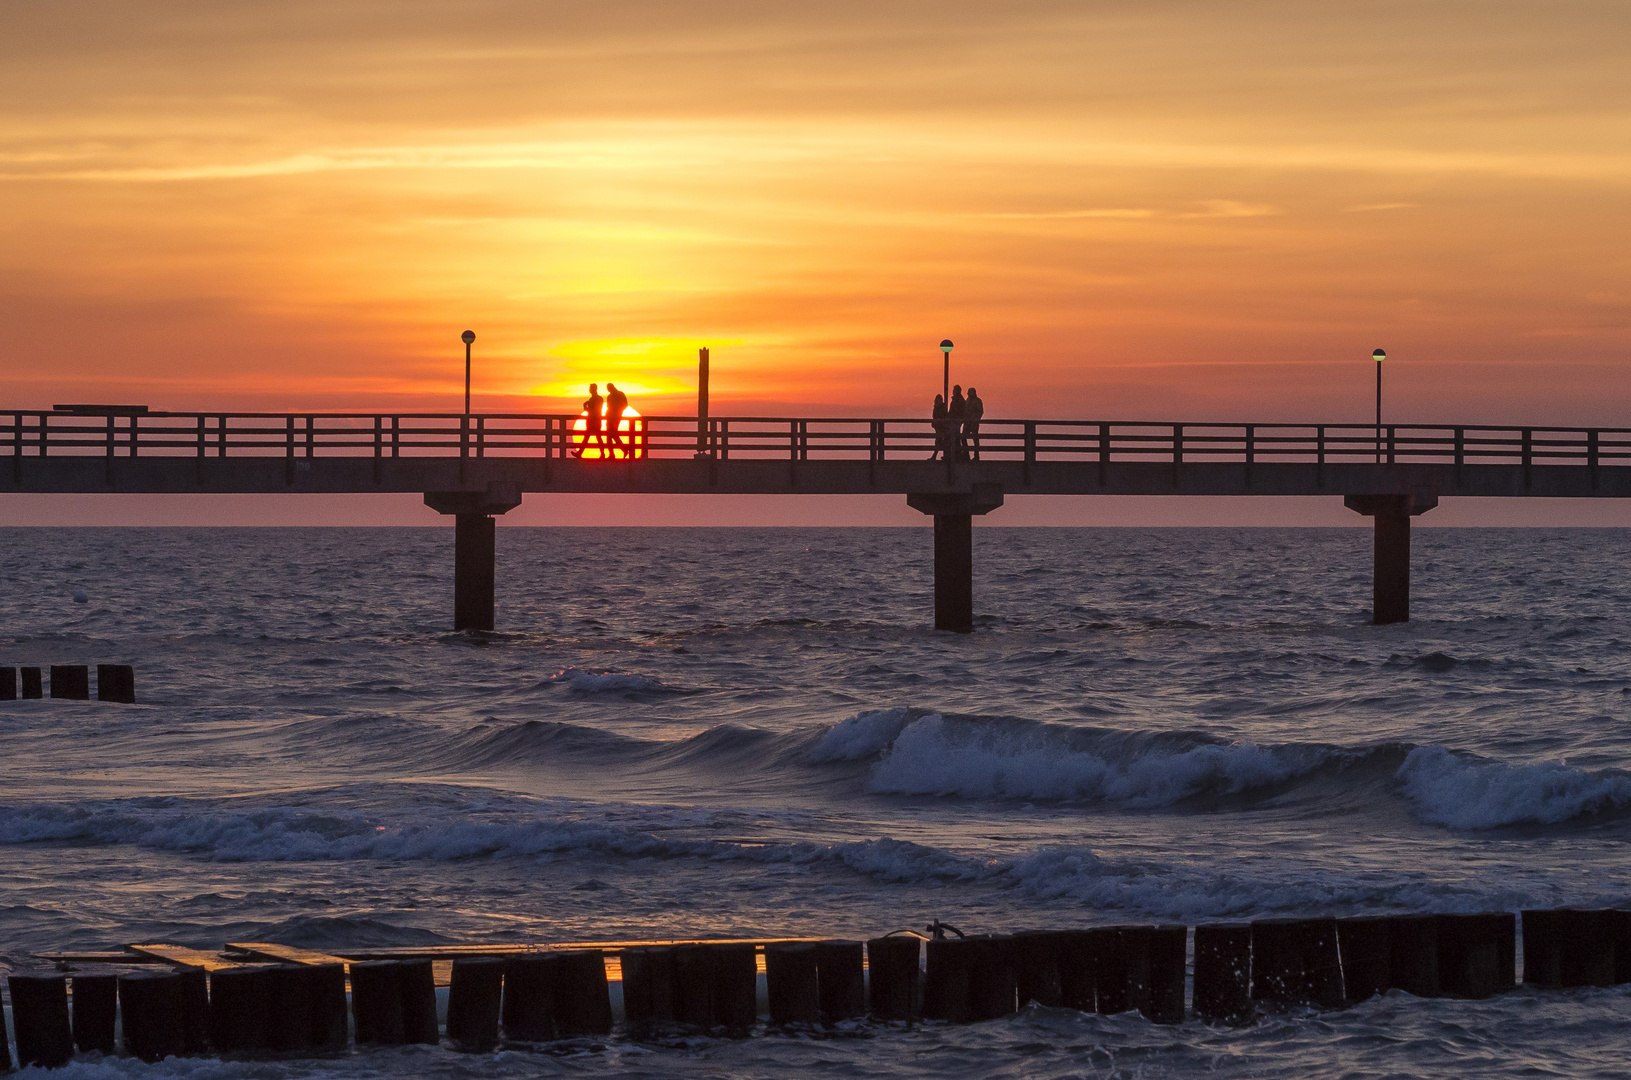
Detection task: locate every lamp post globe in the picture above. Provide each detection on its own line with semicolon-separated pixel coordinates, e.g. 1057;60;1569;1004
1373;348;1386;463
462;331;476;415
940;339;954;401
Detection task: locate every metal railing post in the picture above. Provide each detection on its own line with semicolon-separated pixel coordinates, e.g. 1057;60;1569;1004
1387;425;1396;465
106;415;115;459
1454;427;1465;467
477;416;485;458
305;415;314;458
197;415;206;458
1522;428;1532;487
1245;425;1255;465
39;413;47;457
1024;421;1036;486
285;416;295;485
721;419;730;460
461;415;469;459
218;415;227;458
375;416;383;458
392;416;400;458
1173;424;1184;464
129;414;139;457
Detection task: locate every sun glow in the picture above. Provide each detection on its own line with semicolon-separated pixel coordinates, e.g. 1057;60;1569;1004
571;404;644;460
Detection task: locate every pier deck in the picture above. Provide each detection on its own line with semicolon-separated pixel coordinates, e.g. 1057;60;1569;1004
8;408;1630;628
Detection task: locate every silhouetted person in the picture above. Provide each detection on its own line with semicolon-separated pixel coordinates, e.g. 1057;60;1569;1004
964;387;984;461
605;382;629;458
949;386;967;461
573;383;604;458
929;393;949;459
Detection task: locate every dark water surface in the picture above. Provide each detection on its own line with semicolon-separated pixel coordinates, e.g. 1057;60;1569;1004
3;526;1630;1077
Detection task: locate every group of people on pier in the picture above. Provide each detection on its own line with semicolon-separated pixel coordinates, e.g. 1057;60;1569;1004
929;385;983;462
572;383;634;459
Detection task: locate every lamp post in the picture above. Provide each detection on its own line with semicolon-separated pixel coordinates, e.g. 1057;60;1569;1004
1373;348;1386;463
462;330;476;415
940;339;954;401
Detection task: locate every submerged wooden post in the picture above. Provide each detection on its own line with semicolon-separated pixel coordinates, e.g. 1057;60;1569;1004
865;936;921;1021
815;940;866;1022
71;971;118;1054
97;663;136;703
447;957;505;1050
9;972;73;1069
1193;923;1252;1025
765;943;819;1025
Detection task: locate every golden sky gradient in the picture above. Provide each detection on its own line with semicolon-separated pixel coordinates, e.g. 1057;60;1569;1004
3;0;1629;425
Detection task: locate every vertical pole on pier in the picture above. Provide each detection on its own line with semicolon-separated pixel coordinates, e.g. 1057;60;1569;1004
454;514;496;631
696;347;710;457
934;514;973;633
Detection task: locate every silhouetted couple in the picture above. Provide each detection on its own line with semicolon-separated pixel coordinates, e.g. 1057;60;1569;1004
572;382;631;459
929;385;983;461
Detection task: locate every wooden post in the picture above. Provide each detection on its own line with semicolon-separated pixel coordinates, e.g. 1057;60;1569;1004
454;514;496;631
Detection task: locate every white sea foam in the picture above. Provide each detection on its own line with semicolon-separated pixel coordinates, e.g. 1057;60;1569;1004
1397;745;1631;828
866;714;1298;805
808;707;915;761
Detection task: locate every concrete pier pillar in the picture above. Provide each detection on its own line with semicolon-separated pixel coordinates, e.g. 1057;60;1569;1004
1345;493;1438;625
454;514;496;631
908;483;1003;634
424;482;522;632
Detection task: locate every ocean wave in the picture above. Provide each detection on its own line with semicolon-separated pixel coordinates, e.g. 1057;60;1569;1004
809;707;915;761
1397;745;1631;828
861;714;1334;806
547;667;675;694
0;796;1547;922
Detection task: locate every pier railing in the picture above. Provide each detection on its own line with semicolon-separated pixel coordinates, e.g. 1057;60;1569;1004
13;410;1631;467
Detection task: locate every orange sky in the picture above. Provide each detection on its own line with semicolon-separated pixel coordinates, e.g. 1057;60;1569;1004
4;0;1628;428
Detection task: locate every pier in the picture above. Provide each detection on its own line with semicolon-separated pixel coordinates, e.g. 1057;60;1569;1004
9;408;1631;631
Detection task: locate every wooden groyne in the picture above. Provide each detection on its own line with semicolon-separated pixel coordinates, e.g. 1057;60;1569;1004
8;909;1631;1066
0;665;134;703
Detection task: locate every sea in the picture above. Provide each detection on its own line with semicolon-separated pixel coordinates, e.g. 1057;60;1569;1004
3;525;1631;1078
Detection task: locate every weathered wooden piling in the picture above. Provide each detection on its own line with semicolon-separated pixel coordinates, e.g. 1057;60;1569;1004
865;936;921;1022
1095;926;1153;1016
71;971;118;1054
97;664;136;703
1610;910;1631;985
446;957;505;1050
349;960;406;1045
923;937;973;1022
966;936;1018;1021
1;666;14;700
9;972;74;1069
816;940;866;1022
1532;909;1617;987
1148;925;1187;1024
308;963;348;1051
618;947;677;1034
1251;918;1343;1008
398;959;439;1044
765;943;819;1025
674;943;756;1033
22;666;42;698
1012;931;1065;1007
209;965;273;1053
1336;916;1391;1002
268;964;318;1054
1056;929;1097;1011
119;968;188;1061
1193;923;1252;1025
1389;915;1440;997
1436;913;1511;999
552;950;613;1036
500;955;554;1040
49;664;90;700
